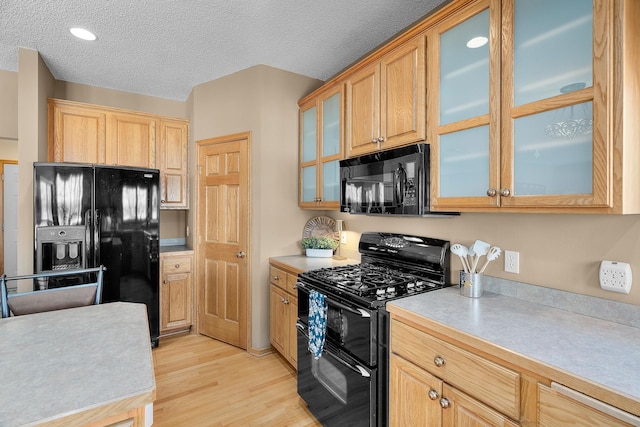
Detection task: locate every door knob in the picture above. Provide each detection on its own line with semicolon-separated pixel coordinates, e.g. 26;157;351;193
236;251;246;258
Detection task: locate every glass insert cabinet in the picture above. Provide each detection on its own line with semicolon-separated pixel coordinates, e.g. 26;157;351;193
430;0;610;210
299;85;343;209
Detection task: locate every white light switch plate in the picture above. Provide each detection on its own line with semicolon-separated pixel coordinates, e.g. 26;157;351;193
599;261;632;294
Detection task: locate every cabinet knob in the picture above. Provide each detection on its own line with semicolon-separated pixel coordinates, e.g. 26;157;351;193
236;251;246;258
434;356;446;367
428;389;439;400
163;280;167;284
377;136;386;143
273;275;280;281
161;200;166;204
500;188;511;197
439;397;451;409
283;298;290;304
175;264;180;268
486;188;497;197
371;138;377;144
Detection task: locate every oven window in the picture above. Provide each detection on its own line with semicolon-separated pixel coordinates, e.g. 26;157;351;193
312;356;348;404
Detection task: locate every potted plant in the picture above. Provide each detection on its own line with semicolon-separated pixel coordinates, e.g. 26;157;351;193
301;236;339;258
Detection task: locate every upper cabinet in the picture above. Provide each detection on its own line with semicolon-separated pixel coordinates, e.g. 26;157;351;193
299;84;343;210
430;0;640;213
345;35;426;158
48;99;190;209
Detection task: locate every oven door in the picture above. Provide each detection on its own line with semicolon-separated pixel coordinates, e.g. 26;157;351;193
297;322;376;427
298;281;377;366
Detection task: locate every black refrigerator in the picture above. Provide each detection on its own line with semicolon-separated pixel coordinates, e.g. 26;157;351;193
33;162;160;346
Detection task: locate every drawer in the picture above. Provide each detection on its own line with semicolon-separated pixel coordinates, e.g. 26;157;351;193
286;273;299;295
391;319;520;420
270;266;288;290
162;256;192;274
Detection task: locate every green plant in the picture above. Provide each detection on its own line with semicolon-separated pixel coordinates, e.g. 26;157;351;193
301;236;339;250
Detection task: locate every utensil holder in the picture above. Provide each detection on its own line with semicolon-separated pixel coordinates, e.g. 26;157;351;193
459;271;484;298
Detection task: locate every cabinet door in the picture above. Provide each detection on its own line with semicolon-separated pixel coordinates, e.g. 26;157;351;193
108;114;156;167
380;35;426;149
299;86;343;209
390;354;442;427
441;384;519;427
346;63;381;157
286;294;298;367
48;101;107;163
429;0;500;210
160;254;193;334
500;0;608;208
270;284;288;356
158;119;188;209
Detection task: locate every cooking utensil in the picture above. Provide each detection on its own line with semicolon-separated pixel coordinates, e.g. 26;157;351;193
451;243;470;273
469;240;491;273
479;246;502;274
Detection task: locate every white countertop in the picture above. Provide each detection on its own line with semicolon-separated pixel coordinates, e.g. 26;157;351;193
0;302;156;426
270;255;358;274
387;286;640;416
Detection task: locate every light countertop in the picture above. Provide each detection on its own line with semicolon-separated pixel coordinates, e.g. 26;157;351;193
0;302;156;426
387;286;640;417
269;255;358;274
160;245;192;254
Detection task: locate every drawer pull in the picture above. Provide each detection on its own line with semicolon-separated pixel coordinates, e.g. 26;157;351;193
283;299;290;305
428;389;439;400
175;264;180;268
439;397;450;409
434;356;446;367
273;275;280;281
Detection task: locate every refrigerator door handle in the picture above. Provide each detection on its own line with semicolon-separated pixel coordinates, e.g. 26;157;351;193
85;210;92;268
94;209;100;266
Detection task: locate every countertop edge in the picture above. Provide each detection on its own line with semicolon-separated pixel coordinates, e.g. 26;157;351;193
387;298;640;417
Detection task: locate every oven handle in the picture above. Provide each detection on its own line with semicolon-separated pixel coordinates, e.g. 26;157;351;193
296;281;371;318
296;321;371;379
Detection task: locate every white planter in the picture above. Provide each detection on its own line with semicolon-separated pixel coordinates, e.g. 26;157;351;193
305;248;333;258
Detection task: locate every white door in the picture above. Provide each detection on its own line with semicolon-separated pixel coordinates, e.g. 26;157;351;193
4;163;18;277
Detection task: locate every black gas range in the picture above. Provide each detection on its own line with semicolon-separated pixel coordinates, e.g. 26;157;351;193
296;232;451;426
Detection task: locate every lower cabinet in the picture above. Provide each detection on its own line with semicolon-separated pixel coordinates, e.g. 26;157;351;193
269;263;298;368
390;316;640;426
160;251;193;335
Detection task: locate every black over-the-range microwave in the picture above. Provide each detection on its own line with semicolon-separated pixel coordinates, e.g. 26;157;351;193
339;144;458;217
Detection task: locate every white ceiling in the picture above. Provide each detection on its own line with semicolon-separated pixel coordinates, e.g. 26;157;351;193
0;0;449;101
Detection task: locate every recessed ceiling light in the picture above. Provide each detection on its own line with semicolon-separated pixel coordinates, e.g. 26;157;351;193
70;27;97;41
466;36;488;49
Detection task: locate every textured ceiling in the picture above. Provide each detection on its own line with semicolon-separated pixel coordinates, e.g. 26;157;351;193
0;0;449;101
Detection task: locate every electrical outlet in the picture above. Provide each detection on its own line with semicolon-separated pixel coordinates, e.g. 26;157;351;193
599;261;632;293
504;250;520;274
340;231;347;245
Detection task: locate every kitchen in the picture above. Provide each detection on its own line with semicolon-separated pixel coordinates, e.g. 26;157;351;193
1;0;640;425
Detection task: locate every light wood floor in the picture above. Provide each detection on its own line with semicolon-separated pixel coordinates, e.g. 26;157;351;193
152;333;321;426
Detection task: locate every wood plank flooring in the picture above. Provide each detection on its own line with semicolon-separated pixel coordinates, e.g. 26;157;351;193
152;333;321;426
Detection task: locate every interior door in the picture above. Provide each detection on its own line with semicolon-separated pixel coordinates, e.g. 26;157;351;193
196;133;249;349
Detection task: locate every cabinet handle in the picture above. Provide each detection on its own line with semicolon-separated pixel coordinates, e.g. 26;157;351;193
281;298;286;303
175;264;180;268
163;280;167;284
434;356;446;367
283;298;290;304
273;275;280;281
371;138;377;144
500;188;511;197
161;200;166;203
377;136;385;143
439;397;450;409
236;251;246;258
486;188;497;197
428;389;439;400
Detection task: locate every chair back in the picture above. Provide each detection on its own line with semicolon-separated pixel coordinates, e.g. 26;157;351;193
1;266;105;318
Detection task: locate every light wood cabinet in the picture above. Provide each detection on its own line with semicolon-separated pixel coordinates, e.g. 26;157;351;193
157;119;189;209
429;0;640;213
160;251;193;335
108;113;156;168
269;263;298;367
345;35;426;158
48;98;189;209
299;84;343;209
48;101;107;164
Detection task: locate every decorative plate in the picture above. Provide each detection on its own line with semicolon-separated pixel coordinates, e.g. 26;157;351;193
303;216;337;240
